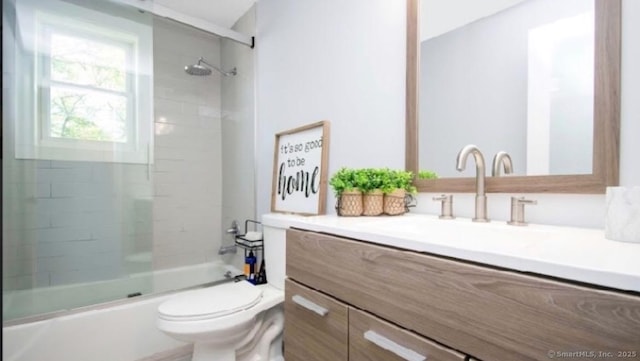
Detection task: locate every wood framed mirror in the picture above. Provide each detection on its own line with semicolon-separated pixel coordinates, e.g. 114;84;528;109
406;0;620;193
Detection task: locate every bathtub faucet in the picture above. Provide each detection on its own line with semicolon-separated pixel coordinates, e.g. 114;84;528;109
219;220;239;255
226;220;239;235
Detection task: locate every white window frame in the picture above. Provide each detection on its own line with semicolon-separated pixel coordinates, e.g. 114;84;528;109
15;0;154;164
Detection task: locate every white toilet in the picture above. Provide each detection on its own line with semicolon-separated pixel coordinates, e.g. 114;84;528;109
157;281;284;361
156;220;287;361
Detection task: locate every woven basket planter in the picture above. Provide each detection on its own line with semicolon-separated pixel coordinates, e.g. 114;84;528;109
384;189;406;215
362;189;384;216
337;190;363;216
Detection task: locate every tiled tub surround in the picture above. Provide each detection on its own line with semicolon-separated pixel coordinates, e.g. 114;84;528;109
263;213;640;292
152;18;224;271
220;5;256;253
3;17;225;300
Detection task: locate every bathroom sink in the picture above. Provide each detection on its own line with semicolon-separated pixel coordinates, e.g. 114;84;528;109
353;215;549;243
267;212;640;292
345;215;555;261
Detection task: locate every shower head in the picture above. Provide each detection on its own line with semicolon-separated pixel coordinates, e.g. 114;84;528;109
184;57;237;77
185;63;212;76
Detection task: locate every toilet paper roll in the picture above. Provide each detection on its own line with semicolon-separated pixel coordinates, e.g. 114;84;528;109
605;186;640;243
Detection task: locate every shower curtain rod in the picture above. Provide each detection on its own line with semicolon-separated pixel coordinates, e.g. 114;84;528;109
110;0;255;48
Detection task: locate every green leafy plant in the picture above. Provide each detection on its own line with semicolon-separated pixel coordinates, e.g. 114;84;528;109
360;168;386;193
329;168;361;197
382;169;417;194
418;170;438;180
331;168;418;196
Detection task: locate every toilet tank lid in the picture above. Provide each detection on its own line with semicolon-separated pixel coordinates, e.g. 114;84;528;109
158;281;263;321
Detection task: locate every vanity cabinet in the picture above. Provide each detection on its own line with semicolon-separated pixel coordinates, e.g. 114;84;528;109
285;277;464;361
284;279;348;361
349;307;465;361
285;228;640;361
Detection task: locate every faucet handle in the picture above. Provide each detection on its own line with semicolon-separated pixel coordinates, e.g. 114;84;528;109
507;197;537;226
433;194;455;219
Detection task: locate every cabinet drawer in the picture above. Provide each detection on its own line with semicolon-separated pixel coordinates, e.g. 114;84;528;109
350;308;465;361
286;229;640;361
284;278;348;361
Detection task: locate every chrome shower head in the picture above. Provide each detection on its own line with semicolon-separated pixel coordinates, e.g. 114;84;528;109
184;57;237;77
184;63;212;76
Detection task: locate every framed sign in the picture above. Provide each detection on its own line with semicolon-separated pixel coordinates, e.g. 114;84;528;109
271;121;330;215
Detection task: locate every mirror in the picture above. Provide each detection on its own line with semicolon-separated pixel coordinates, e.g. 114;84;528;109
406;0;620;193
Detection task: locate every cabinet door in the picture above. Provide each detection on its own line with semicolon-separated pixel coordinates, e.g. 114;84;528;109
284;279;348;361
350;308;466;361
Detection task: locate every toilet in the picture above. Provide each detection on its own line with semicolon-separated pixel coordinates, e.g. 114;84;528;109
156;220;287;361
157;281;284;361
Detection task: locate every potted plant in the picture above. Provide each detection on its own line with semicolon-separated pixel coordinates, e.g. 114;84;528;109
360;168;385;216
329;168;363;216
382;170;417;215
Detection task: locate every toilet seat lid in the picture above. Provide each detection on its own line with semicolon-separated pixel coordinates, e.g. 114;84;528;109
158;281;263;321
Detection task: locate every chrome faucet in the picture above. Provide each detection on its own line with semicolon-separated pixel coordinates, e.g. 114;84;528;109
226;220;239;235
218;220;239;255
456;144;489;222
491;151;513;177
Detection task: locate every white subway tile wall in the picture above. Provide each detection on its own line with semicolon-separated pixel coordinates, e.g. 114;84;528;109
220;6;256;273
152;17;223;271
2;17;225;291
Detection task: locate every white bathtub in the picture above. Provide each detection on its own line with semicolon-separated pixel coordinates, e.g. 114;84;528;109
2;262;240;361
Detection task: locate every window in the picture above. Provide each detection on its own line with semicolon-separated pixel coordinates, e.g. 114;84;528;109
45;30;131;144
15;0;153;164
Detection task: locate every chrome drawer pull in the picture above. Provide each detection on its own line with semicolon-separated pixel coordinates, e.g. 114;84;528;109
364;330;427;361
292;295;329;317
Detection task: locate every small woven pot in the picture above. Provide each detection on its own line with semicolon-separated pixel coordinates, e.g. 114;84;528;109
384;189;406;215
338;190;363;216
363;189;384;216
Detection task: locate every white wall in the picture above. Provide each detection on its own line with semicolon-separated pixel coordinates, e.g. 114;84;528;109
256;0;640;229
255;0;406;218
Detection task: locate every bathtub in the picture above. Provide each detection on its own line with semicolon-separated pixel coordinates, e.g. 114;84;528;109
2;261;240;361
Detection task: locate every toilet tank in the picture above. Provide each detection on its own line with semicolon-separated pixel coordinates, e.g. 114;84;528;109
262;214;293;291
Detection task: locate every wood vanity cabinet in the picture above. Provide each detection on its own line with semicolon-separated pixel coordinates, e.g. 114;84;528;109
285;228;640;361
284;279;348;361
285;277;464;361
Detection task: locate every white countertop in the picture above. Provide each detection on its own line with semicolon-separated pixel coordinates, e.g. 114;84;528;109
262;213;640;293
